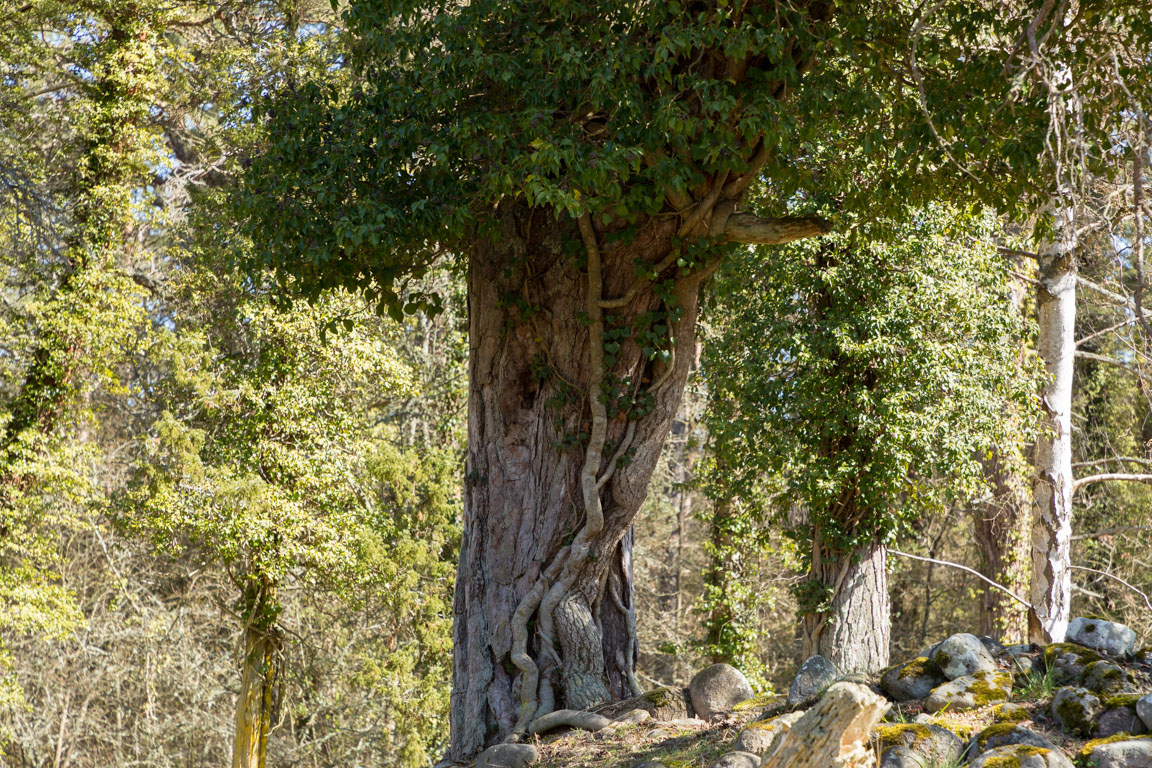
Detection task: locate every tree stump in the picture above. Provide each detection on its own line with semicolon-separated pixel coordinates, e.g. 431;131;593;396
760;683;889;768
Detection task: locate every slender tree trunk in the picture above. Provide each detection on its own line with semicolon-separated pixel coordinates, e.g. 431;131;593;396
232;624;282;768
802;535;890;674
1029;207;1078;644
973;451;1032;643
449;204;710;760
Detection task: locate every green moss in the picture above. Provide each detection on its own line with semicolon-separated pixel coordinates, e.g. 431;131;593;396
643;688;675;708
935;650;952;668
873;723;935;749
1104;693;1142;709
1044;643;1103;667
1078;733;1152;760
731;693;779;713
1054;690;1096;737
926;714;978;739
967;670;1012;706
992;703;1030;723
982;746;1051;768
976;722;1022;750
899;656;942;681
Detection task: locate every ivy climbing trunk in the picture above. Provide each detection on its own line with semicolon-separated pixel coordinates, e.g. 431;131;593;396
449;204;710;760
232;623;282;768
973;454;1032;644
1029;208;1078;645
801;534;890;674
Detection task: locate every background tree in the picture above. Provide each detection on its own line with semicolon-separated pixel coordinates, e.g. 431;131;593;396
701;208;1037;673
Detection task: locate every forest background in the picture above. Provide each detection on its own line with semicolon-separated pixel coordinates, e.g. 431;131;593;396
1;1;1150;767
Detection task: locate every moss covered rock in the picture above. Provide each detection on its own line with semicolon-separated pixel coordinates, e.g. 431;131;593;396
733;710;804;755
1078;734;1152;767
993;703;1032;723
1081;660;1134;697
881;657;947;702
924;669;1013;713
932;633;998;680
969;722;1060;757
871;722;963;766
1051;686;1102;738
1045;643;1105;685
968;743;1074;768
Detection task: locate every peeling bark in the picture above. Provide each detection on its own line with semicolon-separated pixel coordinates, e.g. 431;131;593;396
1029;206;1077;645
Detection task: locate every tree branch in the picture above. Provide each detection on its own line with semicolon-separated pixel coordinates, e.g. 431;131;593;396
888;549;1033;609
1074;350;1152;382
1068;564;1152;614
721;213;832;245
1073;472;1152;491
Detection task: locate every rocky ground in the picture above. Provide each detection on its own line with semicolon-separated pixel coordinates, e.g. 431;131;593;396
464;617;1152;768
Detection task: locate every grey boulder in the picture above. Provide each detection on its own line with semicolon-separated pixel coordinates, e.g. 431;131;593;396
1138;693;1152;730
931;633;998;679
873;723;963;766
1081;660;1134;697
734;710;804;755
1095;702;1148;738
476;743;539;768
969;723;1059;756
969;744;1074;768
1067;617;1138;658
1081;738;1152;768
923;670;1012;713
880;657;946;702
708;752;760;768
1051;686;1102;737
689;664;753;721
788;655;839;707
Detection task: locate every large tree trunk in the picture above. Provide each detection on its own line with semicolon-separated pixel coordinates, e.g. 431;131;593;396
973;451;1032;643
802;536;890;674
1029;208;1078;644
448;205;709;760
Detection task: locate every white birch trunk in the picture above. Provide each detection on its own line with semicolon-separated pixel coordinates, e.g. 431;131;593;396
1029;205;1077;644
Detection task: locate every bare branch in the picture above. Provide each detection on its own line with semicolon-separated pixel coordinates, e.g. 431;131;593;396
1073;472;1152;491
1074;350;1152;382
1068;564;1152;614
888;549;1033;610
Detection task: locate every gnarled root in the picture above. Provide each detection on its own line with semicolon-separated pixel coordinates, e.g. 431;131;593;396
528;709;611;735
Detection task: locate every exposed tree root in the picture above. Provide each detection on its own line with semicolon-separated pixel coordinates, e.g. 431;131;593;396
528;709;611;735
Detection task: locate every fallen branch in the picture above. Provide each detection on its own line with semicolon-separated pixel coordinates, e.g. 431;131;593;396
722;213;833;245
1068;564;1152;614
888;549;1033;610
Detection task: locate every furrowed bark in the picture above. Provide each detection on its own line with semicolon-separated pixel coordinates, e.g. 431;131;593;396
803;538;890;674
449;204;713;760
1029;206;1077;645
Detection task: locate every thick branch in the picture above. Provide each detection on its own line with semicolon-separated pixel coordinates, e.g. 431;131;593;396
721;213;832;245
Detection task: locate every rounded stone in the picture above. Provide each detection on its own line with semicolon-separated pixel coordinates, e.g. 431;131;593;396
1051;686;1103;737
788;655;839;707
1067;617;1138;658
931;632;998;680
734;710;804;755
1095;704;1148;738
969;723;1059;756
1081;660;1133;696
969;744;1074;768
924;670;1012;713
1081;737;1152;768
689;664;753;721
476;743;539;768
873;723;963;765
1138;693;1152;731
881;657;947;702
708;751;760;768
